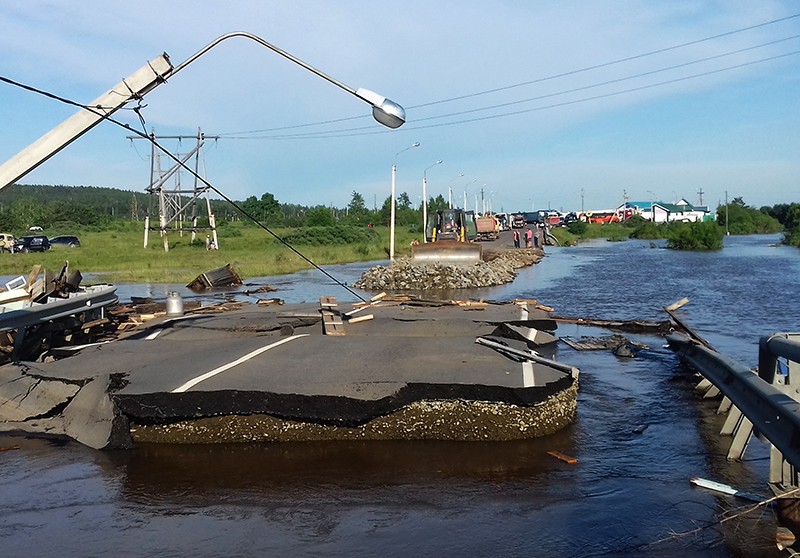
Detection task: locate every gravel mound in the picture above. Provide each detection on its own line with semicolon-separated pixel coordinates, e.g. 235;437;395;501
354;249;542;290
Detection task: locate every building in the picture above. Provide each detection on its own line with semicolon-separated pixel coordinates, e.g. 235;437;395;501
624;199;714;223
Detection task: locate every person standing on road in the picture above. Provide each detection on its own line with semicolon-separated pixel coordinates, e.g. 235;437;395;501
513;229;520;248
525;227;533;248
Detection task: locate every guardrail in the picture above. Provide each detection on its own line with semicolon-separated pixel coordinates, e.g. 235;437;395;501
667;332;800;489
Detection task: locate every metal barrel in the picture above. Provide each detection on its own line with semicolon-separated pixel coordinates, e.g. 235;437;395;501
166;292;184;316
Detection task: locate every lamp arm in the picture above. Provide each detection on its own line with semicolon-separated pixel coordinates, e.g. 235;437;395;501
173;32;405;128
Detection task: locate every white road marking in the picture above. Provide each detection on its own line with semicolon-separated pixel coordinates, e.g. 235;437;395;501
522;361;535;387
171;334;309;393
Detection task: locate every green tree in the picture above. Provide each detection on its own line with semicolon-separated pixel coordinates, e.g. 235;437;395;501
305;205;335;227
718;200;782;235
666;221;723;250
397;192;412;210
427;194;448;213
345;191;369;224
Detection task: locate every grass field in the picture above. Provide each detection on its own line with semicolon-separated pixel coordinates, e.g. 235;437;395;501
0;222;421;283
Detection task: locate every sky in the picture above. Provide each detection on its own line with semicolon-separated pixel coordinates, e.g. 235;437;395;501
1;1;799;215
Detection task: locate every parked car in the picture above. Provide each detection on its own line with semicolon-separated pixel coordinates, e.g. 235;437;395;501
0;233;16;252
13;235;51;253
49;235;81;248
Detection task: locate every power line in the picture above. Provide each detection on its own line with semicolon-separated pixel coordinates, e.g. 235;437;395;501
215;47;800;140
216;12;800;136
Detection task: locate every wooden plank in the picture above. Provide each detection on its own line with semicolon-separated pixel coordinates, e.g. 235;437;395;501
547;450;578;464
348;314;373;324
319;296;338;308
665;297;689;311
321;311;345;336
26;265;42;289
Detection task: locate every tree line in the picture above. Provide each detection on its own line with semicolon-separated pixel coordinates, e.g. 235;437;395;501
0;184;446;233
1;184;798;248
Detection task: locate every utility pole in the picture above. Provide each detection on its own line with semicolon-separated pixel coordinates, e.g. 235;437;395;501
725;190;729;236
580;189;585;213
697;188;704;206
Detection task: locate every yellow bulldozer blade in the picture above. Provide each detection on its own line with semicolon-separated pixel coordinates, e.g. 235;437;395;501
411;241;483;264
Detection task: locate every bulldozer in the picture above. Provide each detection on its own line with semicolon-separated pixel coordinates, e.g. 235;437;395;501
411;208;483;264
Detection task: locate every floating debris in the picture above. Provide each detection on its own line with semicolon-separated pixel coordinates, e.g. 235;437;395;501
187;263;242;292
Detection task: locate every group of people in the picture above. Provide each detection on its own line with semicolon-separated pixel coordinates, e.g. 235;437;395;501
512;227;538;249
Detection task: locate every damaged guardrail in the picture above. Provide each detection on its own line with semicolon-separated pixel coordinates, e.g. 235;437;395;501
667;332;800;487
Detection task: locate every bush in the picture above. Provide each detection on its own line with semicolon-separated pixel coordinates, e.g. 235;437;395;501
629;222;663;240
281;225;380;246
567;221;587;235
666;221;723;250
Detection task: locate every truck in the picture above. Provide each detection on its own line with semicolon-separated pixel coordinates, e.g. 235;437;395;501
474;215;499;241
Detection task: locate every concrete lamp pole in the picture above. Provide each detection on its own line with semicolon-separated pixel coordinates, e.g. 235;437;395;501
390;142;420;261
422;160;443;243
463;179;477;210
647;190;657;223
447;173;464;209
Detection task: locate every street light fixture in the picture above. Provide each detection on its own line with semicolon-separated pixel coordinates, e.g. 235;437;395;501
422;160;443;243
390;142;420;261
173;32;407;129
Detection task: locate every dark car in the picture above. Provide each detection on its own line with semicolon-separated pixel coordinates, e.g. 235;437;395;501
14;235;51;253
49;235;81;248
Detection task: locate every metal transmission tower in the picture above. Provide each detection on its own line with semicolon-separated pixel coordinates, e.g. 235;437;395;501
130;128;220;251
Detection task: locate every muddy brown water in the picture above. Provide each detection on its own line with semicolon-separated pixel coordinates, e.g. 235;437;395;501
2;234;798;557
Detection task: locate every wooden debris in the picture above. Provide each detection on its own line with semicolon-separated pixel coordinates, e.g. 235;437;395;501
665;297;689;312
319;296;345;336
347;314;374;324
0;444;21;452
256;298;284;306
552;315;672;334
547;450;577;464
82;318;110;332
562;335;649;354
26;264;41;288
456;300;488;308
186;264;242;292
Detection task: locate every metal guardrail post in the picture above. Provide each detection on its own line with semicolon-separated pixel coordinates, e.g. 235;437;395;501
760;333;800;383
666;333;800;474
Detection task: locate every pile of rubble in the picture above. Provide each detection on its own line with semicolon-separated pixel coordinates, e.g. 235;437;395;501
354;248;542;291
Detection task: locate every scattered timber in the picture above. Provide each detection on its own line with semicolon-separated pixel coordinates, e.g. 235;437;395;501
551;315;672;334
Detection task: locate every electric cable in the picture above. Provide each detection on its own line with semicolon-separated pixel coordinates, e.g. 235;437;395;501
0;74;368;302
215;12;800;136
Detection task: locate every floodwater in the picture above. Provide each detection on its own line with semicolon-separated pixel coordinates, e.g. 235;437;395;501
2;234;799;557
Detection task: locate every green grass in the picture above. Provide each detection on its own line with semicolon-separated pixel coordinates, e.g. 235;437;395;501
0;222;422;283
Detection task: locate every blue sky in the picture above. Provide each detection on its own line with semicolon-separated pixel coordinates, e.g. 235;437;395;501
1;1;798;215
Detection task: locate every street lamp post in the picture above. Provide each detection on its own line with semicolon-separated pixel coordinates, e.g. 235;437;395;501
422;160;443;243
647;190;657;222
447;173;464;209
464;179;477;210
390;142;420;260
